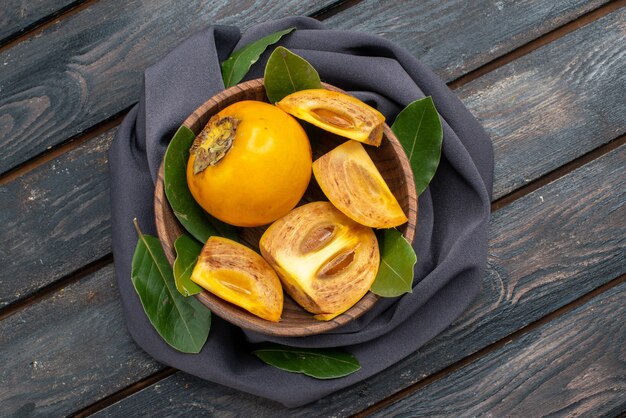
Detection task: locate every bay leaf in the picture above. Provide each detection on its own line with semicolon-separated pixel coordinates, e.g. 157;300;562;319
370;228;416;297
131;219;210;353
173;234;203;297
391;96;443;195
163;125;238;243
253;344;360;379
221;27;295;88
264;46;322;103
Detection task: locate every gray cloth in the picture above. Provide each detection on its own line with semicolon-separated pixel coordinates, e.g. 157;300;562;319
108;16;493;407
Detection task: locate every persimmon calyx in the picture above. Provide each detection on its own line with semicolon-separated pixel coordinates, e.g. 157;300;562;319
190;115;239;174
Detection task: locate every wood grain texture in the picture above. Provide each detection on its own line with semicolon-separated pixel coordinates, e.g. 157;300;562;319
91;144;626;417
459;8;626;199
1;6;624;312
0;0;611;175
372;282;626;418
0;264;161;417
324;0;610;82
0;0;337;174
0;130;114;308
0;0;78;45
0;0;623;416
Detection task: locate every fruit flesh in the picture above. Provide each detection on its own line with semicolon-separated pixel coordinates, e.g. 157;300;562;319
187;100;312;227
191;236;283;322
313;140;408;228
260;202;379;320
276;89;385;146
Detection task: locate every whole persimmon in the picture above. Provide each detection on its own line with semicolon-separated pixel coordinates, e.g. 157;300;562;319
187;100;312;227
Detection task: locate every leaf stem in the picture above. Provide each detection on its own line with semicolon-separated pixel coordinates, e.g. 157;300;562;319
133;217;143;237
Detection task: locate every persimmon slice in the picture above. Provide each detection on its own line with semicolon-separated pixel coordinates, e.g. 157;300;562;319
260;202;379;321
191;236;283;322
313;140;408;228
276;89;385;146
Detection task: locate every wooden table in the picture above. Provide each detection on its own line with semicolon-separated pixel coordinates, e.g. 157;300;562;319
1;1;624;416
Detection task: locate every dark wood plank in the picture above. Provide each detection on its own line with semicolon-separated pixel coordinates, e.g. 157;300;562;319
0;130;114;307
372;282;626;417
0;0;77;45
0;264;162;417
458;7;626;199
325;0;610;82
2;6;624;310
0;0;611;175
0;0;337;175
90;144;625;416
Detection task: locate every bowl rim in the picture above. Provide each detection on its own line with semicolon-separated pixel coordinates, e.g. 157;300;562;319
154;78;418;337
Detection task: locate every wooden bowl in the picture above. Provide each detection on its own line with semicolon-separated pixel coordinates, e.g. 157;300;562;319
154;78;417;337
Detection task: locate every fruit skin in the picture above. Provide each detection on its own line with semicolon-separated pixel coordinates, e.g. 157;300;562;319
187;100;312;227
276;89;385;146
313;140;408;228
191;236;283;322
260;201;379;321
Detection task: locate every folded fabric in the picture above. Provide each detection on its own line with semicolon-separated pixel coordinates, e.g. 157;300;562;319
108;16;493;407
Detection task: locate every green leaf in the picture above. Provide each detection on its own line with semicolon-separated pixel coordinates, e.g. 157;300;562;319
391;96;443;195
173;234;203;297
264;46;322;103
221;27;295;88
253;344;360;379
131;219;210;353
370;229;416;297
163;125;238;242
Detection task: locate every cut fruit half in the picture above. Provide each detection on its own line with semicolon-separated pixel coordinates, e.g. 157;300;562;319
260;202;379;321
191;236;283;322
313;140;408;228
276;89;385;146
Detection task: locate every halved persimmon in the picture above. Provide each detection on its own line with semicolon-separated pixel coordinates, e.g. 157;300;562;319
260;201;379;321
276;89;385;146
313;140;408;228
191;236;283;322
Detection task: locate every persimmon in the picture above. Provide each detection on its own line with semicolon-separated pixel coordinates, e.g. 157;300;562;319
313;140;407;228
187;100;312;227
191;236;283;322
260;201;379;321
276;89;385;146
